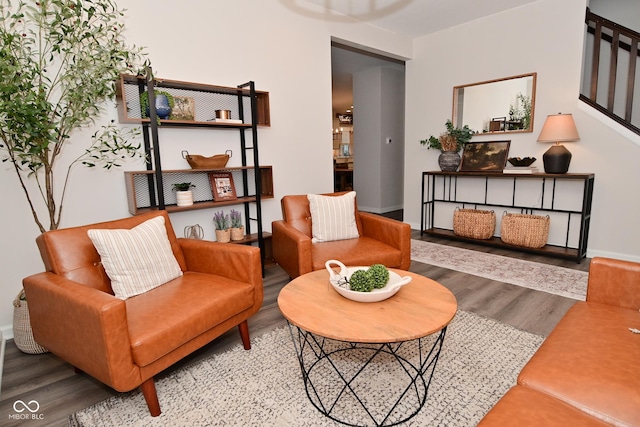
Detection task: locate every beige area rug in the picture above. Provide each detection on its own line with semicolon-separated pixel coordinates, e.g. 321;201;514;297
411;240;588;300
69;311;542;427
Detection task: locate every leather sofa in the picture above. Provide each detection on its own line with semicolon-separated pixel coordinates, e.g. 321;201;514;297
272;192;411;278
478;257;640;426
22;211;263;417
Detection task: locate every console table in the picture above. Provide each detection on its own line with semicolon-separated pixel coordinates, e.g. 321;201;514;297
420;171;595;263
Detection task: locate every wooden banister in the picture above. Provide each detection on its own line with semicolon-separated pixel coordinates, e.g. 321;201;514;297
582;7;640;136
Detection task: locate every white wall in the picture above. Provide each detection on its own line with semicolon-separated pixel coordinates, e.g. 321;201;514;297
0;0;412;334
404;0;640;262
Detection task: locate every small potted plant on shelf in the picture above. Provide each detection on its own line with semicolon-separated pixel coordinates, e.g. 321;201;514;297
213;210;230;243
172;182;195;207
420;119;473;171
229;209;244;241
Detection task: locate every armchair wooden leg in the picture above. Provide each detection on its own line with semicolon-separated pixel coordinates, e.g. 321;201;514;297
140;378;161;417
238;320;251;350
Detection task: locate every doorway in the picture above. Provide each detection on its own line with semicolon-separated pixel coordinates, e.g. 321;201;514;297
330;42;406;214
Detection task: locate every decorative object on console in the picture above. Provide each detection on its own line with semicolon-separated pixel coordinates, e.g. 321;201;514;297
213;210;231;243
500;212;550;248
537;113;580;174
229;209;244;241
420;119;474;172
504;157;538;174
453;208;496;239
460;140;511;172
182;150;231;169
507;157;536;167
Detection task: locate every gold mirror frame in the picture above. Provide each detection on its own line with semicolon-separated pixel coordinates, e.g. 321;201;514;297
452;72;537;135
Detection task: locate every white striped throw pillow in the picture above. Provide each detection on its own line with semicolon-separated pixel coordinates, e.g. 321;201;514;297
307;191;360;243
88;216;183;300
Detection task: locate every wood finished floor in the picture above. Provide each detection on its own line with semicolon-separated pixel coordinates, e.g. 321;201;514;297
0;228;590;426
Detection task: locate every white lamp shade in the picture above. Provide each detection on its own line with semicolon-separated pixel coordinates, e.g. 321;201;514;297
537;113;580;143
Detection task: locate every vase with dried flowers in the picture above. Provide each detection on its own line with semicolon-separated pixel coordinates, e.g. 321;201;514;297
420;120;473;171
213;210;230;243
229;209;244;241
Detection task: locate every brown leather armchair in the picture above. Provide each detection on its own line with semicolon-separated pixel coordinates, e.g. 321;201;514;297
22;211;263;417
272;192;411;278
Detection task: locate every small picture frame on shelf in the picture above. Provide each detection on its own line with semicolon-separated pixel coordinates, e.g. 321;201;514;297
171;96;195;121
209;172;237;201
460;140;511;172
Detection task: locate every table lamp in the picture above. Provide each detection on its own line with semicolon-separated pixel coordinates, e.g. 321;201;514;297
537;113;580;174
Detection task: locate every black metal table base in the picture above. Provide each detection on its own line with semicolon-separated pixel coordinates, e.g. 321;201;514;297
286;323;447;426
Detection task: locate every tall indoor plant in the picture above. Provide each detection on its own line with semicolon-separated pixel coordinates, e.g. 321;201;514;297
0;0;148;233
420;120;473;171
1;0;148;354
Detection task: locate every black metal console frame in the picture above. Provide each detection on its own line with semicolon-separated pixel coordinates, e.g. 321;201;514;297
420;171;595;263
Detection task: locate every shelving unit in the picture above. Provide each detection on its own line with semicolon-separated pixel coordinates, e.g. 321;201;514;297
420;171;595;263
116;70;272;269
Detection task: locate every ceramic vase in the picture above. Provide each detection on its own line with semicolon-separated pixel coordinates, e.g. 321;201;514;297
215;229;231;243
176;190;193;207
230;226;244;241
438;151;461;172
154;94;172;119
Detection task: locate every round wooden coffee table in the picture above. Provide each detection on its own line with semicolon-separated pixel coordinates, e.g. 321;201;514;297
278;269;457;426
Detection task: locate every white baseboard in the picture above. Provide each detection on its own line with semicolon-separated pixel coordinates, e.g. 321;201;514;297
0;324;13;341
359;204;403;214
0;329;5;396
586;249;640;263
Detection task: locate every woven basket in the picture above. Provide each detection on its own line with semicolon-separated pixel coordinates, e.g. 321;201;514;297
453;208;496;240
13;289;48;354
182;150;231;169
500;213;550;248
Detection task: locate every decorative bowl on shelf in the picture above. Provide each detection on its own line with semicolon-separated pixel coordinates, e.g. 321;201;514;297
325;260;412;303
508;157;536;167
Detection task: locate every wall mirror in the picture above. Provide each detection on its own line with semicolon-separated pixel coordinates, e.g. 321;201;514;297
452;72;537;135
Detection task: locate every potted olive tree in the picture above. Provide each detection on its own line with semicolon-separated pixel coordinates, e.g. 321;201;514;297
420;120;473;171
0;0;147;354
0;0;148;233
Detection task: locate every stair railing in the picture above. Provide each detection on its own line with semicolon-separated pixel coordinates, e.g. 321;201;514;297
581;7;639;136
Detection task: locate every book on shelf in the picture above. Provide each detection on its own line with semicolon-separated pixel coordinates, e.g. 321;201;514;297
503;166;539;174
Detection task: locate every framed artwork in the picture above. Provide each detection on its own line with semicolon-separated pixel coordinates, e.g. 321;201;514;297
208;172;237;201
460;140;511;172
171;96;195;121
337;113;353;124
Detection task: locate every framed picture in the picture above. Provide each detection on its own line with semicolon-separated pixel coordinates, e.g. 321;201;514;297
171;96;195;121
208;172;237;201
337;113;353;124
460;140;511;172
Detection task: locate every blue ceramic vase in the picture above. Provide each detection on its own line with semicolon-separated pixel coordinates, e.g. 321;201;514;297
154;94;172;119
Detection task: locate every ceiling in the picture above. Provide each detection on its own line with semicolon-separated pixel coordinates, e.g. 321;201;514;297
283;0;540;115
293;0;539;38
